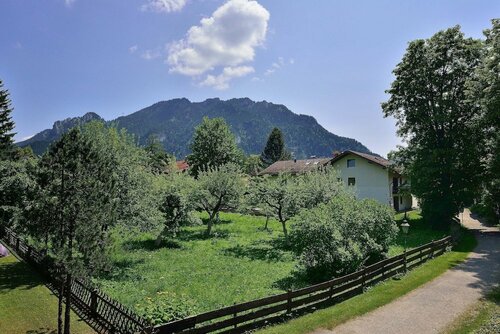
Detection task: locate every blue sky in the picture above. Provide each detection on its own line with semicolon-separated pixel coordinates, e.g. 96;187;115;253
1;0;498;157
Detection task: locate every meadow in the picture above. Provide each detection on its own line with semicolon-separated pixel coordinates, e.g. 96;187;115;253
97;210;445;319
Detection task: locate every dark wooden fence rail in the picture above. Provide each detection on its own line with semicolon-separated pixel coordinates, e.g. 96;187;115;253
0;227;153;334
155;236;451;334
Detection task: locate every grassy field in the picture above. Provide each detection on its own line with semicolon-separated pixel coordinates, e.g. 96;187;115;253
0;254;95;334
98;210;444;319
443;286;500;334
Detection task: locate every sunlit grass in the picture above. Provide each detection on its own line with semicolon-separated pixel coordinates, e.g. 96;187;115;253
0;254;95;334
98;210;450;318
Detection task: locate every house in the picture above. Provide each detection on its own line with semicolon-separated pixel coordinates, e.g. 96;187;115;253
176;160;189;173
259;150;412;212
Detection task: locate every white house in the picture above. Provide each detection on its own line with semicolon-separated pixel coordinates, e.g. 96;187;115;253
329;151;412;211
259;150;413;212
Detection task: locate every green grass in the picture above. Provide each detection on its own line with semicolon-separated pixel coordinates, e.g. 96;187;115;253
0;254;95;334
256;223;477;334
99;213;297;314
98;210;445;319
442;286;500;334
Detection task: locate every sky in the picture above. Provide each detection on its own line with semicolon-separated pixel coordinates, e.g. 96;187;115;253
1;0;498;157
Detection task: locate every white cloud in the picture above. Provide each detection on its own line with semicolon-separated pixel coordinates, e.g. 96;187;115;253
129;45;138;54
264;56;293;76
21;135;34;141
200;66;254;90
141;49;162;60
141;0;187;13
64;0;76;7
167;0;270;88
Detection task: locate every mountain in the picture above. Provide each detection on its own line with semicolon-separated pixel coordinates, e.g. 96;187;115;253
17;98;372;158
18;112;103;154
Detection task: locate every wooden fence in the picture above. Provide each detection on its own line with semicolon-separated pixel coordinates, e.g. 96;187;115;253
0;227;153;334
155;236;451;334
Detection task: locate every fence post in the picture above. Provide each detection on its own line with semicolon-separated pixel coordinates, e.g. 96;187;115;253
403;249;407;273
15;237;20;252
429;240;435;259
361;267;366;291
27;246;32;261
287;289;292;313
233;302;237;329
90;289;98;318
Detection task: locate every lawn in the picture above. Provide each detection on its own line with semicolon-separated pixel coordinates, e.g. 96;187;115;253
0;254;95;334
98;210;444;320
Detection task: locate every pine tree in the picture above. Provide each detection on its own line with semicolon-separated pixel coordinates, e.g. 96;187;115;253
260;127;291;167
0;80;16;160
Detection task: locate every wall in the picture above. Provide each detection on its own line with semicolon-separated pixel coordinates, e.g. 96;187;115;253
332;154;392;206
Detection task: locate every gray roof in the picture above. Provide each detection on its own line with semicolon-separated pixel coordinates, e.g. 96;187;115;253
259;158;332;175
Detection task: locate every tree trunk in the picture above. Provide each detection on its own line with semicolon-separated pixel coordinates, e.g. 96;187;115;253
206;218;213;235
264;215;269;230
280;220;288;239
63;273;71;334
58;277;64;334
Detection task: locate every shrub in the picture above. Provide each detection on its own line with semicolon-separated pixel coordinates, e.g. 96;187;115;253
290;194;398;281
135;291;198;325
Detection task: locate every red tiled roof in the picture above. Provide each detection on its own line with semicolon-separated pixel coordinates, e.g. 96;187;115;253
176;160;189;172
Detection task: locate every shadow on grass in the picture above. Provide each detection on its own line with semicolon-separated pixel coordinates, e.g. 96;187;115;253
177;229;230;241
26;328;56;334
123;238;181;251
0;257;43;291
223;240;290;262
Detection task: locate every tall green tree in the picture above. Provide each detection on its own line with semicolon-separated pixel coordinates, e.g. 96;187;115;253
382;26;483;229
145;134;175;175
187;117;242;177
260;127;291;167
467;19;500;223
27;122;162;334
0;80;16;160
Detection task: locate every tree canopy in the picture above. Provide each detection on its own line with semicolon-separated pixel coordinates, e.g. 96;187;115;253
382;26;484;229
0;80;16;160
187;117;242;177
260;127;291;167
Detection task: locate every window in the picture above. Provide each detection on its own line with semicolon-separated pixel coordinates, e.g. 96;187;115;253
348;177;356;186
347;159;356;168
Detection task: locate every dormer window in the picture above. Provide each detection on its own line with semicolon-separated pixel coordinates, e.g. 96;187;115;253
347;159;355;168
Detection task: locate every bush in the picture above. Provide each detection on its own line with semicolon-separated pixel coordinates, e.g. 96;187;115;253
135;291;198;325
290;194;398;281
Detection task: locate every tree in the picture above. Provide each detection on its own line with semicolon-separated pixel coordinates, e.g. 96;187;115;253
260;127;291;167
382;26;483;229
0;79;16;160
187;117;242;177
190;163;244;235
156;172;199;245
145;134;176;175
243;154;263;176
290;194;398;281
467;19;500;223
248;167;345;240
26;122;162;334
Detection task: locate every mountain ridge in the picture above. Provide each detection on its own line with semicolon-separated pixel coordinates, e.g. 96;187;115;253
17;98;373;158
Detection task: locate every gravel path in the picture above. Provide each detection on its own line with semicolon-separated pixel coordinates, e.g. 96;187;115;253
312;209;500;334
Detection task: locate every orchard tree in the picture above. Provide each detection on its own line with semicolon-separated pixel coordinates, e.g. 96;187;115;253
467;19;500;223
248;168;345;240
187;117;242;177
0;79;15;160
260;127;291;167
156;172;198;245
382;26;483;229
190;163;244;235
